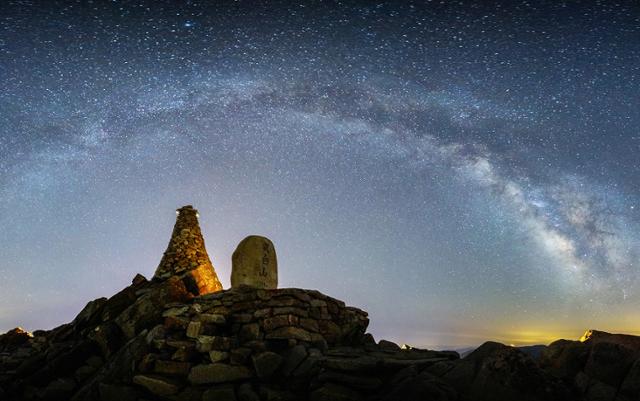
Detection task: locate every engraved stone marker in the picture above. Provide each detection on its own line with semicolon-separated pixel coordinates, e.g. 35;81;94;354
231;235;278;289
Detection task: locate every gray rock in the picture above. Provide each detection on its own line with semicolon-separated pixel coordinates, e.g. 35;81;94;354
378;339;401;352
259;386;297;401
188;363;252;384
310;383;363;401
539;339;590;380
202;385;236;401
200;313;227;324
380;371;457;401
74;364;97;382
42;377;76;399
153;360;191;376
282;345;308;376
584;341;636;387
237;382;260;401
317;370;382;390
266;326;312;342
162;306;189;317
584;380;616;401
292;355;321;378
186;321;203;338
253;351;284;378
230;347;252;365
209;350;230;362
86;355;104;368
239;323;261;343
98;383;138;401
133;374;180;396
170;387;203;401
620;358;640;398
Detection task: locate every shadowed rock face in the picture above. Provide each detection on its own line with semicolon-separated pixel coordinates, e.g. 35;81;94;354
580;330;640;352
3;288;640;401
154;205;222;296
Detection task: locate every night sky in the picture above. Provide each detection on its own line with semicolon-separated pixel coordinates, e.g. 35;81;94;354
1;1;639;348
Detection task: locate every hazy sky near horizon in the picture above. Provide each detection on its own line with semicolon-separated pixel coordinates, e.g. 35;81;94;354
0;0;639;347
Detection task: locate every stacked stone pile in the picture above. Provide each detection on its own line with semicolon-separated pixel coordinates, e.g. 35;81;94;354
154;205;222;295
131;286;370;398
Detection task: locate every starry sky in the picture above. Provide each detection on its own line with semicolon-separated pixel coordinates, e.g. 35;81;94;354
1;0;639;348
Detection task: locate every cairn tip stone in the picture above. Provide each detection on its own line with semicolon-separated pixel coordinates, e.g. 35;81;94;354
154;205;223;296
231;235;278;289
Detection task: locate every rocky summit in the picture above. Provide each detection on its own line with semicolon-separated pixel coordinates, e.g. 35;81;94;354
1;207;640;401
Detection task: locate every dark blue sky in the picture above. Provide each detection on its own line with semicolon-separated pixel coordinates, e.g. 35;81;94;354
0;0;638;347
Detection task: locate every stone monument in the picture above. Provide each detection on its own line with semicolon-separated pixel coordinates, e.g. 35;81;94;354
154;205;223;295
231;235;278;289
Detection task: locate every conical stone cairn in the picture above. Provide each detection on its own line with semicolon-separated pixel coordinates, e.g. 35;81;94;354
154;205;222;295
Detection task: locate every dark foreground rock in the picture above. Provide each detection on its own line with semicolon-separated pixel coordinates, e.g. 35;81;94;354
2;274;640;401
1;206;638;400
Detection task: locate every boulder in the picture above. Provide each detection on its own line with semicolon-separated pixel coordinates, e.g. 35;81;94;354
310;382;363;401
42;377;76;399
98;383;138;401
620;359;640;398
253;351;284;378
237;382;260;401
584;341;636;387
281;345;308;376
202;385;236;401
0;327;32;351
443;341;573;401
133;374;180;396
188;363;252;384
380;371;457;401
153;360;191;377
580;330;640;352
539;339;590;380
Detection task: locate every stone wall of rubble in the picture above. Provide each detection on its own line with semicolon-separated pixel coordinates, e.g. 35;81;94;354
129;286;371;398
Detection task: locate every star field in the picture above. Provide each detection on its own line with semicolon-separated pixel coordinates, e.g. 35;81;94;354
0;0;639;347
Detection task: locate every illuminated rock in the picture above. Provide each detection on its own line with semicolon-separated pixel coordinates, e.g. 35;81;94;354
580;329;640;351
231;235;278;289
154;205;222;295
